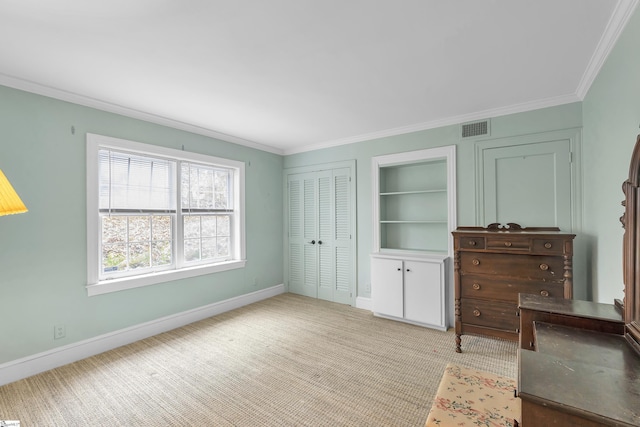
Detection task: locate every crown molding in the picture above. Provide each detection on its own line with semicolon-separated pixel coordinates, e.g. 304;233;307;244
5;0;635;161
0;70;583;158
0;73;284;156
576;0;639;99
284;93;580;155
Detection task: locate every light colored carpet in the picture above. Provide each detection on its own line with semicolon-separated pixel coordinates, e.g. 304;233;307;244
0;293;517;426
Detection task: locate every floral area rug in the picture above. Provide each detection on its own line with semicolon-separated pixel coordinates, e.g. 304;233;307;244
425;363;520;427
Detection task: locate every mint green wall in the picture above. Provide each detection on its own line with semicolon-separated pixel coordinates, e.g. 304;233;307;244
0;85;284;364
583;7;640;303
284;102;583;306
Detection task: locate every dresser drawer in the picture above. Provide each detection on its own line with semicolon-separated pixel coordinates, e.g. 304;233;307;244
459;252;564;281
486;236;530;251
532;238;567;255
458;236;485;250
461;275;565;302
461;299;519;331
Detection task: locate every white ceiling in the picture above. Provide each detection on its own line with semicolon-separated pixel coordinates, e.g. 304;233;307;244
0;1;637;155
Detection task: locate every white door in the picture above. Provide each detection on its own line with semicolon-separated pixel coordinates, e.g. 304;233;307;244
404;260;443;326
480;139;573;230
371;257;404;318
288;167;354;304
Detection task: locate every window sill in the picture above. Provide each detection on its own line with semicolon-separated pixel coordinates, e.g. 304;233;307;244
86;260;247;296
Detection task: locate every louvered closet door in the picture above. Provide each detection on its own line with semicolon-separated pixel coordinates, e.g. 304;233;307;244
288;172;318;298
288;168;353;304
331;168;352;304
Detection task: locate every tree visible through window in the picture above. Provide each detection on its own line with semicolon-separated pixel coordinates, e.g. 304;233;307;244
87;133;245;294
181;162;233;263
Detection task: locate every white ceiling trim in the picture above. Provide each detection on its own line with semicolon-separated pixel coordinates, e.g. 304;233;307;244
0;73;284;156
576;0;639;99
284;93;581;155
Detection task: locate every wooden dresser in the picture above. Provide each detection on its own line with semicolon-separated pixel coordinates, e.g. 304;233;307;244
452;224;575;353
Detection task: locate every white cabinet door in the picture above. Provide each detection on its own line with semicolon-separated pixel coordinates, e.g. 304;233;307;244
371;257;403;318
371;254;447;330
404;260;443;327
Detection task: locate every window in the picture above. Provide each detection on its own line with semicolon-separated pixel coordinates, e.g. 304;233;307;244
87;134;245;296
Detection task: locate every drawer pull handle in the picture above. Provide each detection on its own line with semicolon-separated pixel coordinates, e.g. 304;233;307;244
472;259;480;266
544;242;552;249
472;283;481;290
539;263;549;271
468;240;477;246
504;241;512;247
540;290;549;297
473;309;481;317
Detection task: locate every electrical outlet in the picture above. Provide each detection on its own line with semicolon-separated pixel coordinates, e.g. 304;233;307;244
54;324;66;340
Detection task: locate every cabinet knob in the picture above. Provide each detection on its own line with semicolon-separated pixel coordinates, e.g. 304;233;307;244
472;259;480;266
473;309;481;317
397;268;402;271
406;268;411;272
540;290;549;297
544;242;552;249
472;283;481;290
539;263;549;271
504;241;512;247
468;240;477;246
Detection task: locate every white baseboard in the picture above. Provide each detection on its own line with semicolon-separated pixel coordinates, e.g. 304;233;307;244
356;296;372;311
0;284;285;387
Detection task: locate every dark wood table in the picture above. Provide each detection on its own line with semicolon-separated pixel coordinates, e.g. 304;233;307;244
518;323;640;426
518;293;625;351
517;295;640;426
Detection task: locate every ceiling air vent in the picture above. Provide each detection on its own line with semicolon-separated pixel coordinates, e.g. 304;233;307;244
461;120;490;139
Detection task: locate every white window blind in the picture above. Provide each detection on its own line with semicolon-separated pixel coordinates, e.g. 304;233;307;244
99;150;177;213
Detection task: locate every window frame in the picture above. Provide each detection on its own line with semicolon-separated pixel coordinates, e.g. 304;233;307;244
86;133;246;296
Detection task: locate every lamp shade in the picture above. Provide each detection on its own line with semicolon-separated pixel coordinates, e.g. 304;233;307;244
0;169;28;216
